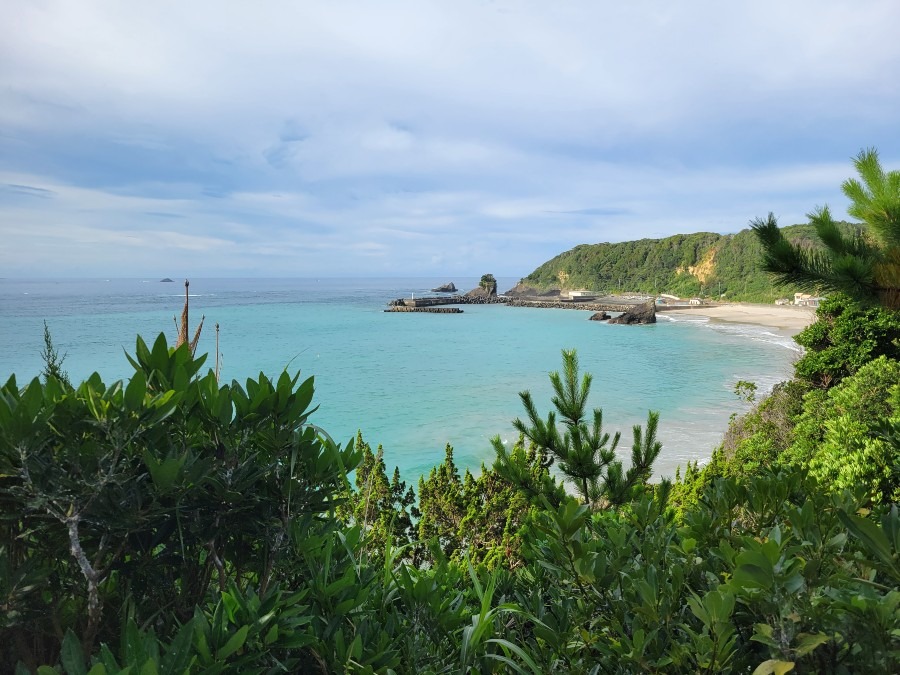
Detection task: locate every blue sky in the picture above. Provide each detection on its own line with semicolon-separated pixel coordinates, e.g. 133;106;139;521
2;1;899;278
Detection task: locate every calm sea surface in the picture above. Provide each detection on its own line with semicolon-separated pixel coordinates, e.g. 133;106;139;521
0;277;799;482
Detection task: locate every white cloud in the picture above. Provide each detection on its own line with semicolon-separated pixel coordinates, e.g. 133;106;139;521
1;1;898;277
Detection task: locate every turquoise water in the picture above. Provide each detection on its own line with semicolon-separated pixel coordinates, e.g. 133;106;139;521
0;277;799;481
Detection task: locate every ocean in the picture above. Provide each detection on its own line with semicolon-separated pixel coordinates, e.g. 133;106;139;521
0;277;799;482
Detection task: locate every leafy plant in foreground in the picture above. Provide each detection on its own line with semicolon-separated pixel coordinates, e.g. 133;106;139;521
0;333;359;670
5;326;900;673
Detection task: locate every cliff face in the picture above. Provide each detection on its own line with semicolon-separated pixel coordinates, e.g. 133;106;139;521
518;223;862;303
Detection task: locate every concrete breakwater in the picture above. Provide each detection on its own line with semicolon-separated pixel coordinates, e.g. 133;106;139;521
389;295;507;308
385;306;464;313
506;299;636;312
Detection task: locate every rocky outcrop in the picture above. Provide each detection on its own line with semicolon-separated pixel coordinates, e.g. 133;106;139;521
503;282;530;296
589;311;610;321
468;273;498;297
607;301;656;325
466;282;498;299
432;282;457;293
504;282;561;299
160;278;174;282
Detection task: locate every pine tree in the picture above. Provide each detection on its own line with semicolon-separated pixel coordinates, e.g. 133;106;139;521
497;349;662;507
40;320;70;387
753;148;900;309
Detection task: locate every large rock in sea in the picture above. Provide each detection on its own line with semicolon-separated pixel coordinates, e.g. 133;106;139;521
589;311;610;321
432;282;457;293
466;274;497;298
479;274;498;296
608;301;656;325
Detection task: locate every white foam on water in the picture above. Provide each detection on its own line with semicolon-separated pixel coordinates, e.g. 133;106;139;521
660;312;802;353
658;313;709;325
704;321;802;353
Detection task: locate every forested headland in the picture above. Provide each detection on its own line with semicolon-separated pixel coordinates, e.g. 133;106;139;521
520;222;862;302
2;150;899;673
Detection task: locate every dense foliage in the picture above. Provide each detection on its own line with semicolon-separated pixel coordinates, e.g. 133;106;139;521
674;293;900;497
416;441;555;568
2;316;899;672
1;335;360;671
522;223;861;302
337;432;417;566
791;293;900;388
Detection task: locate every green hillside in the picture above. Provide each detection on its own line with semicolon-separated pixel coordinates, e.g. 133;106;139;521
522;223;861;302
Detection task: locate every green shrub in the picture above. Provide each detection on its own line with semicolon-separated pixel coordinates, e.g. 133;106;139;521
794;293;900;387
791;356;900;502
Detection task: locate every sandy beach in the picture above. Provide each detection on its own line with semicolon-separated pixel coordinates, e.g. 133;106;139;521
662;303;817;335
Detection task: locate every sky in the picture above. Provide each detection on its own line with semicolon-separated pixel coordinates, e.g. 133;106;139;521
2;1;899;278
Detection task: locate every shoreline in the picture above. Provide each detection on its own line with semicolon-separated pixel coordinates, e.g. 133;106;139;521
662;303;816;336
398;292;819;337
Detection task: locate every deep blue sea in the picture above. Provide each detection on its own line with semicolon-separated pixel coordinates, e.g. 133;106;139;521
0;277;799;482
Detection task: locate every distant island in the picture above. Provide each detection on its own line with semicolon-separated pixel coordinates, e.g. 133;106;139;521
160;278;174;282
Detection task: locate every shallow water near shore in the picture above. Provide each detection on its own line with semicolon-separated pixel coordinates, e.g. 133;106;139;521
0;277;798;482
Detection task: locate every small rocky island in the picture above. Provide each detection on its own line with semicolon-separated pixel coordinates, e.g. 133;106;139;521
431;282;457;293
464;273;497;298
160;277;174;282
